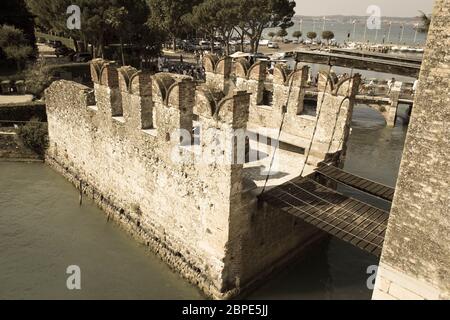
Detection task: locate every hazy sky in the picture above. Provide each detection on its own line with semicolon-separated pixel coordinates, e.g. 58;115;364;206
295;0;435;17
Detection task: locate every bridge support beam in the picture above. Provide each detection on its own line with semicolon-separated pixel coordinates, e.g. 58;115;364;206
373;0;450;300
386;91;400;128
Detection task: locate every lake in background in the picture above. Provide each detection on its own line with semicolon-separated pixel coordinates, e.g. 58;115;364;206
264;18;427;46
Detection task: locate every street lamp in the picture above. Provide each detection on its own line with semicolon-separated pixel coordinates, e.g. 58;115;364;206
352;20;357;41
363;24;367;43
399;23;405;43
413;23;419;43
322;17;326;31
387;21;392;43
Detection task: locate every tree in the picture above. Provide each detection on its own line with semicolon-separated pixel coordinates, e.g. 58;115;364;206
105;6;129;66
277;28;288;41
17;117;48;156
237;0;296;53
0;25;33;71
307;31;317;41
148;0;202;51
27;0;151;59
292;30;302;40
321;30;334;44
187;0;240;55
418;11;431;33
24;59;53;97
268;31;276;40
1;0;36;53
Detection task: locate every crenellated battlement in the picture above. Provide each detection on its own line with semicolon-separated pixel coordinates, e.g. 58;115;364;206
47;59;251;164
317;70;360;97
45;56;360;300
45;59;256;299
203;54;360;164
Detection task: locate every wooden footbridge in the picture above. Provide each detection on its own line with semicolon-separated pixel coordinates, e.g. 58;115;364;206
295;50;421;77
259;163;395;257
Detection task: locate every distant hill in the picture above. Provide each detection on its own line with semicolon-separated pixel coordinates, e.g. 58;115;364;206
293;15;423;26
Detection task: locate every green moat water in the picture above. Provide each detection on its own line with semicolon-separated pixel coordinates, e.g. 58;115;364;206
0;105;408;299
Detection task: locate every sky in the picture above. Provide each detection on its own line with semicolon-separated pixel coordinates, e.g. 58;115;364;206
295;0;435;17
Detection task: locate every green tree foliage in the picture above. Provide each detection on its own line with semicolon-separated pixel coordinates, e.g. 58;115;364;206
24;59;53;97
237;0;296;53
147;0;202;50
105;6;129;65
187;0;240;55
0;0;36;53
25;0;297;60
27;0;155;59
0;25;33;71
292;30;302;40
321;30;334;44
307;31;317;40
17;118;49;157
268;32;276;40
277;28;288;40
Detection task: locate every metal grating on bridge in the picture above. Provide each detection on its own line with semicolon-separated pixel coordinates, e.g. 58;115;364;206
316;164;395;202
259;177;389;256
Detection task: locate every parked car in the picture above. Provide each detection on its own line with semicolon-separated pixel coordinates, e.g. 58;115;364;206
283;38;292;44
72;52;93;62
49;40;64;48
292;39;299;44
199;40;210;50
268;42;279;49
55;46;75;57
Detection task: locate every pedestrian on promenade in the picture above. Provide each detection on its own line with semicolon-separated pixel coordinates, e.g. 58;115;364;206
388;77;396;94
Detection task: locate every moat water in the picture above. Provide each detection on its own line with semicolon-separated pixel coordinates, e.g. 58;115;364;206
0;104;408;300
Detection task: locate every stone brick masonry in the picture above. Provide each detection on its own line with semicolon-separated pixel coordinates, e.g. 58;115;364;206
373;0;450;300
45;56;360;298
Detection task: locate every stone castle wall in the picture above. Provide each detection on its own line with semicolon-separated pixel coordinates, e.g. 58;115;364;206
373;0;450;300
45;58;335;298
46;59;254;298
203;55;361;164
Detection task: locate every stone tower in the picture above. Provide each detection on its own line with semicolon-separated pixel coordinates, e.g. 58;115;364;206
373;0;450;300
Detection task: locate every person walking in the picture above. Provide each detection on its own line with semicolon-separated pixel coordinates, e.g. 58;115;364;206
388;77;396;94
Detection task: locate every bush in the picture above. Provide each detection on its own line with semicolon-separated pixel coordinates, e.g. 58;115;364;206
24;60;54;98
17;118;48;156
